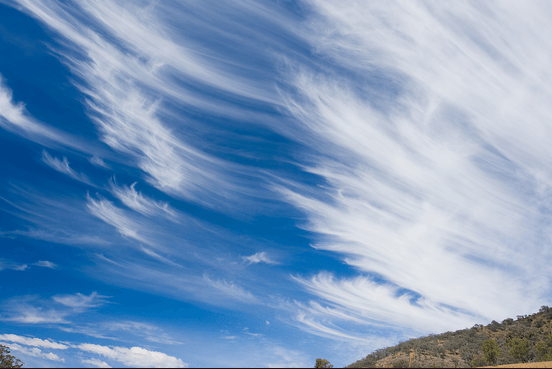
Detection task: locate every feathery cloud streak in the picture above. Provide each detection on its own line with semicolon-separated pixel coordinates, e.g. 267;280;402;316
0;76;78;149
10;0;288;203
0;292;109;325
33;260;57;269
279;0;552;335
109;179;176;220
81;358;111;368
42;150;92;185
86;194;148;244
0;259;27;271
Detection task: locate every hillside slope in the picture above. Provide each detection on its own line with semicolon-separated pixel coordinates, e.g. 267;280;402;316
347;306;552;368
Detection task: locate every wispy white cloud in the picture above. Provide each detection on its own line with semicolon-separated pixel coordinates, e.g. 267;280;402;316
0;258;27;271
139;246;181;267
0;1;303;340
85;194;184;266
109;179;176;220
3;310;66;324
277;0;552;337
244;332;262;337
0;292;108;324
294;273;476;335
86;194;147;243
265;346;309;368
0;185;116;249
89;155;109;168
33;260;57;269
9;0;257;202
294;310;365;342
58;326;114;341
105;321;182;345
0;296;68;324
82;358;112;368
219;336;236;340
203;275;257;303
6;0;300;213
52;292;109;310
104;321;156;332
5;228;110;247
78;343;188;368
242;251;277;265
90;253;261;308
57;320;181;345
42;150;92;185
0;75;99;156
73;0;280;103
0;76;69;147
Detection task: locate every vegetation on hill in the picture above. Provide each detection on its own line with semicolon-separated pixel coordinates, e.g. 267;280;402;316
347;306;552;368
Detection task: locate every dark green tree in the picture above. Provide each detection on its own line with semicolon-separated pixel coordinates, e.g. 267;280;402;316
482;339;500;364
315;358;333;368
0;345;24;368
508;337;530;362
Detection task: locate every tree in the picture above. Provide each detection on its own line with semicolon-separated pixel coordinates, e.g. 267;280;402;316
489;320;501;332
508;337;530;362
482;339;500;364
502;318;514;326
315;358;333;368
0;345;24;368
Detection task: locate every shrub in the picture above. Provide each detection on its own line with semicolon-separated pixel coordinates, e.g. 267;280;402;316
482;339;500;364
471;353;486;367
535;334;552;361
508;337;530;362
392;359;409;368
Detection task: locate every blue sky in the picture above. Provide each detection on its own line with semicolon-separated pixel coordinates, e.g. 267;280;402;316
1;0;552;367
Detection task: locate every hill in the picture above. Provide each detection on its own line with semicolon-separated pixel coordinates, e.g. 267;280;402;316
347;306;552;368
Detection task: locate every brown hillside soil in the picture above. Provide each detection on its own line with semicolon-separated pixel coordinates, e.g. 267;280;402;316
479;362;552;368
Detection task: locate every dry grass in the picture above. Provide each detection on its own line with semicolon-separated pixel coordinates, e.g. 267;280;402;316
479;361;552;368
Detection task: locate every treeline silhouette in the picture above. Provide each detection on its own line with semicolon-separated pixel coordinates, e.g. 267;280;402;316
347;306;552;368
